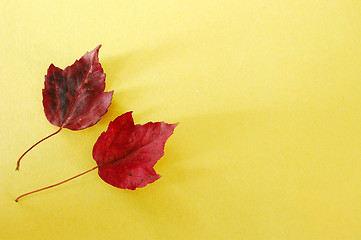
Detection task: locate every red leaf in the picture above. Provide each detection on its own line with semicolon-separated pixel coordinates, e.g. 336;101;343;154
43;45;113;130
16;45;113;170
92;112;178;190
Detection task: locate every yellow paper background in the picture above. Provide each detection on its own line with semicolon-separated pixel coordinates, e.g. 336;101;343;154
1;1;361;239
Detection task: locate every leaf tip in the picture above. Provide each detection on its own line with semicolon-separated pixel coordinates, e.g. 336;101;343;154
93;44;102;54
123;111;134;118
168;122;179;132
108;90;115;97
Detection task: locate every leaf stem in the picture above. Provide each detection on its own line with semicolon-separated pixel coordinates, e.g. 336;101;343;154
15;166;98;202
16;128;62;171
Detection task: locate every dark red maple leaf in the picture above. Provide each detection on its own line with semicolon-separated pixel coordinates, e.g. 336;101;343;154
15;112;178;201
16;45;113;170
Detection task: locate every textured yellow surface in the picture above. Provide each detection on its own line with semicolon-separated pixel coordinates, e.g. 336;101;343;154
1;1;361;239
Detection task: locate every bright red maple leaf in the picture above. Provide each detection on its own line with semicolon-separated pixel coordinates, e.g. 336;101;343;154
93;111;178;189
16;45;113;170
15;112;178;201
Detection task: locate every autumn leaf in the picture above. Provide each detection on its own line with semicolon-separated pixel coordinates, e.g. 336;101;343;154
93;111;178;189
15;112;178;201
16;45;113;170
